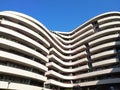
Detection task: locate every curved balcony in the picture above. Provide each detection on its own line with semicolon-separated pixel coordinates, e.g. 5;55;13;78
48;55;87;66
0;26;49;55
0;81;51;90
99;21;120;30
89;34;120;48
98;15;120;24
91;49;117;61
0;50;48;72
46;62;88;73
55;24;93;40
49;48;87;61
46;67;120;81
90;41;120;54
54;28;94;45
0;65;47;81
0;38;48;63
1;19;50;48
92;58;119;68
45;79;73;88
79;78;120;87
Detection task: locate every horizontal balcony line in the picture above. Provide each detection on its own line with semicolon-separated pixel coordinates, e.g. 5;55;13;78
0;38;48;62
46;67;120;80
0;65;47;82
48;55;88;66
0;50;48;71
46;62;88;73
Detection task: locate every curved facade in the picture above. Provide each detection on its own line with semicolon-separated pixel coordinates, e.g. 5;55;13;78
0;11;120;90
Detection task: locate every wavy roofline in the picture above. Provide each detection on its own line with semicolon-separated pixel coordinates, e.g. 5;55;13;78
3;11;120;33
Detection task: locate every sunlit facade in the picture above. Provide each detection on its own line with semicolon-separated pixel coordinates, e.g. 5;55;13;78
0;11;120;90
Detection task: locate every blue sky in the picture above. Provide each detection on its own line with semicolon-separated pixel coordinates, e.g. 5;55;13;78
0;0;120;32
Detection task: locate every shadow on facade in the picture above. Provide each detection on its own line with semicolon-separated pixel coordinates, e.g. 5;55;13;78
72;34;120;90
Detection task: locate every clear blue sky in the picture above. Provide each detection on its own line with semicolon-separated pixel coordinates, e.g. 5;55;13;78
0;0;120;32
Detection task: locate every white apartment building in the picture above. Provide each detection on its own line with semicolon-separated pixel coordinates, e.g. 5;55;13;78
0;11;120;90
